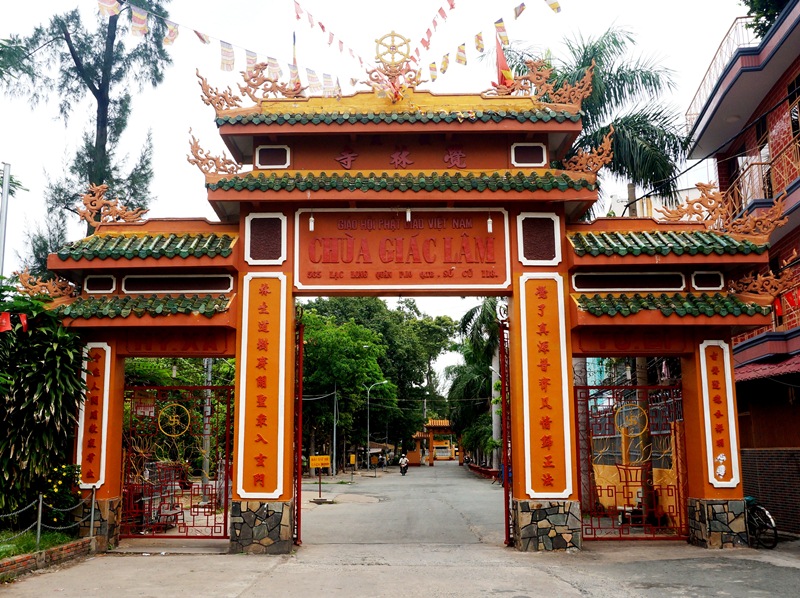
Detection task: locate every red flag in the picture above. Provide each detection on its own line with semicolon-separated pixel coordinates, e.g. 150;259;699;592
774;297;784;316
19;314;27;332
496;36;514;86
785;291;798;308
0;313;10;333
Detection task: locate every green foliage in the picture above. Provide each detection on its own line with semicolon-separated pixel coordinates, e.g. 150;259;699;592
0;278;86;513
741;0;791;37
40;464;82;529
4;1;172;237
0;531;74;560
460;413;495;455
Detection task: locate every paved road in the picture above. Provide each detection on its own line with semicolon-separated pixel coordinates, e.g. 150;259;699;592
4;461;800;597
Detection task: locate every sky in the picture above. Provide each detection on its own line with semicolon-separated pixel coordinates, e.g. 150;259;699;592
0;0;746;321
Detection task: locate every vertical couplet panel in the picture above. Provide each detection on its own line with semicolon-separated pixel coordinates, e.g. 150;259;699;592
235;273;288;499
518;273;573;498
77;343;111;489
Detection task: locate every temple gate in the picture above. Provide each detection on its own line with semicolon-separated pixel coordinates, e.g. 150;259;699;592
40;34;777;553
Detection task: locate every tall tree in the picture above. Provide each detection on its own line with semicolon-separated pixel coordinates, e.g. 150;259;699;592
741;0;791;37
505;27;689;205
5;1;172;235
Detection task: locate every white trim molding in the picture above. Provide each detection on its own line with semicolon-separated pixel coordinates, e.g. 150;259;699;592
254;144;291;169
571;271;686;292
510;142;547;167
517;212;561;267
245;212;287;266
692;271;725;291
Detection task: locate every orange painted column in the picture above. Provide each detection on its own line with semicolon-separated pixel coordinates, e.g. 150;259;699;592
681;338;747;547
76;340;125;549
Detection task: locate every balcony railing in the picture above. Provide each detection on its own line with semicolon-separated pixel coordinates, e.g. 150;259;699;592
685;17;759;132
724;131;800;214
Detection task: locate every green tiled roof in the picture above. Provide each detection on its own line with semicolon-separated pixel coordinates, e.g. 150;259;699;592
216;107;582;127
207;171;596;193
57;294;231;320
575;293;771;317
56;233;236;261
569;230;768;257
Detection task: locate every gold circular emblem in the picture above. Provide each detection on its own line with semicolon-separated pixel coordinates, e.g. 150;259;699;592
614;404;648;438
158;403;191;438
375;31;411;70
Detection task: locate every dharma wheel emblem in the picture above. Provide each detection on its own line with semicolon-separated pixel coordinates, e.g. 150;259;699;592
375;31;412;73
158;403;191;438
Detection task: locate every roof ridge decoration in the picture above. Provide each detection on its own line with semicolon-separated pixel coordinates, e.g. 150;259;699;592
656;182;788;243
564;126;614;174
15;268;74;299
77;184;148;226
730;249;799;303
483;59;595;108
362;31;424;104
187;128;241;175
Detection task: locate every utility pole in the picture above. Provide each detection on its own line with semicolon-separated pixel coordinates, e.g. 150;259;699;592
202;357;213;503
0;163;11;277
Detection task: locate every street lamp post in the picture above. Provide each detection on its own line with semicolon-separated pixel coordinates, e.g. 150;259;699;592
365;380;387;478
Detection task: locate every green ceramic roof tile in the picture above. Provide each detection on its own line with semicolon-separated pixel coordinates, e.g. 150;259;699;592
57;294;231;320
56;233;236;262
216;108;582;127
569;230;768;257
575;293;771;318
207;171;597;193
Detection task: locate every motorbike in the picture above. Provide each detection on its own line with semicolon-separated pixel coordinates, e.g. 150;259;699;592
400;463;409;476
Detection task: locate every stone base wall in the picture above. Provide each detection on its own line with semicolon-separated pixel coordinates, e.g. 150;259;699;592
687;498;747;548
230;500;293;554
512;499;582;551
78;497;121;552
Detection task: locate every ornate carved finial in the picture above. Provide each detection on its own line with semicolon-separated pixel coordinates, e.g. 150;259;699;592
15;268;74;299
730;269;798;299
564;125;614;174
186;129;241;175
196;69;243;113
76;184;148;225
483;59;595;105
363;31;424;103
657;183;788;242
238;62;306;101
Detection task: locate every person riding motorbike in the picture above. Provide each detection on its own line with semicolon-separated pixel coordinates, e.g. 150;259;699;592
399;454;409;476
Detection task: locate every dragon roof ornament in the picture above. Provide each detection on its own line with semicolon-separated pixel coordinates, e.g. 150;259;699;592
483;59;595;107
77;184;148;225
15;268;74;299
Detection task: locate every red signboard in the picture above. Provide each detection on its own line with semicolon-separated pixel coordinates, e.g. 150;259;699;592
294;209;510;291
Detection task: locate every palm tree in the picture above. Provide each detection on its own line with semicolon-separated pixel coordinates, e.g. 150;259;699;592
504;27;690;206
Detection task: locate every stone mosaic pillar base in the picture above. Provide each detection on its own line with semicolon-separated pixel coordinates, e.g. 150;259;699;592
512;499;582;551
78;497;121;552
687;498;747;548
230;500;293;554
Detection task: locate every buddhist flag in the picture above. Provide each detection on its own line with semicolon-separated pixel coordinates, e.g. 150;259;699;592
438;7;447;19
267;57;283;80
328;32;334;45
294;0;303;19
494;18;509;46
307;11;315;28
456;43;466;65
220;41;234;71
306;69;322;93
475;32;484;52
430;62;438;81
194;30;211;44
421;37;430;50
289;63;300;87
432;16;439;31
246;50;257;75
97;0;121;16
514;3;526;19
318;21;326;33
448;0;455;8
339;40;344;52
441;53;450;74
496;36;514;86
163;20;179;45
131;6;148;36
544;0;561;13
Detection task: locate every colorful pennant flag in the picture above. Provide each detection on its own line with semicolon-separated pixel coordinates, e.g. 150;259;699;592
544;0;561;13
294;1;303;19
514;3;527;19
220;41;234;71
318;21;326;33
456;43;467;65
328;32;335;45
323;73;334;97
289;63;300;87
334;77;342;98
0;312;10;333
496;36;514;86
97;0;121;16
130;6;149;36
338;40;344;52
430;62;438;82
438;7;447;19
494;18;509;46
475;33;484;52
163;20;179;45
307;11;315;28
246;50;257;75
267;57;283;80
306;69;322;93
448;0;455;7
441;53;450;74
432;16;439;31
194;30;211;44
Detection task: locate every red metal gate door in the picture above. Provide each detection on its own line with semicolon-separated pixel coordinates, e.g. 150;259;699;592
575;384;688;540
120;386;233;539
